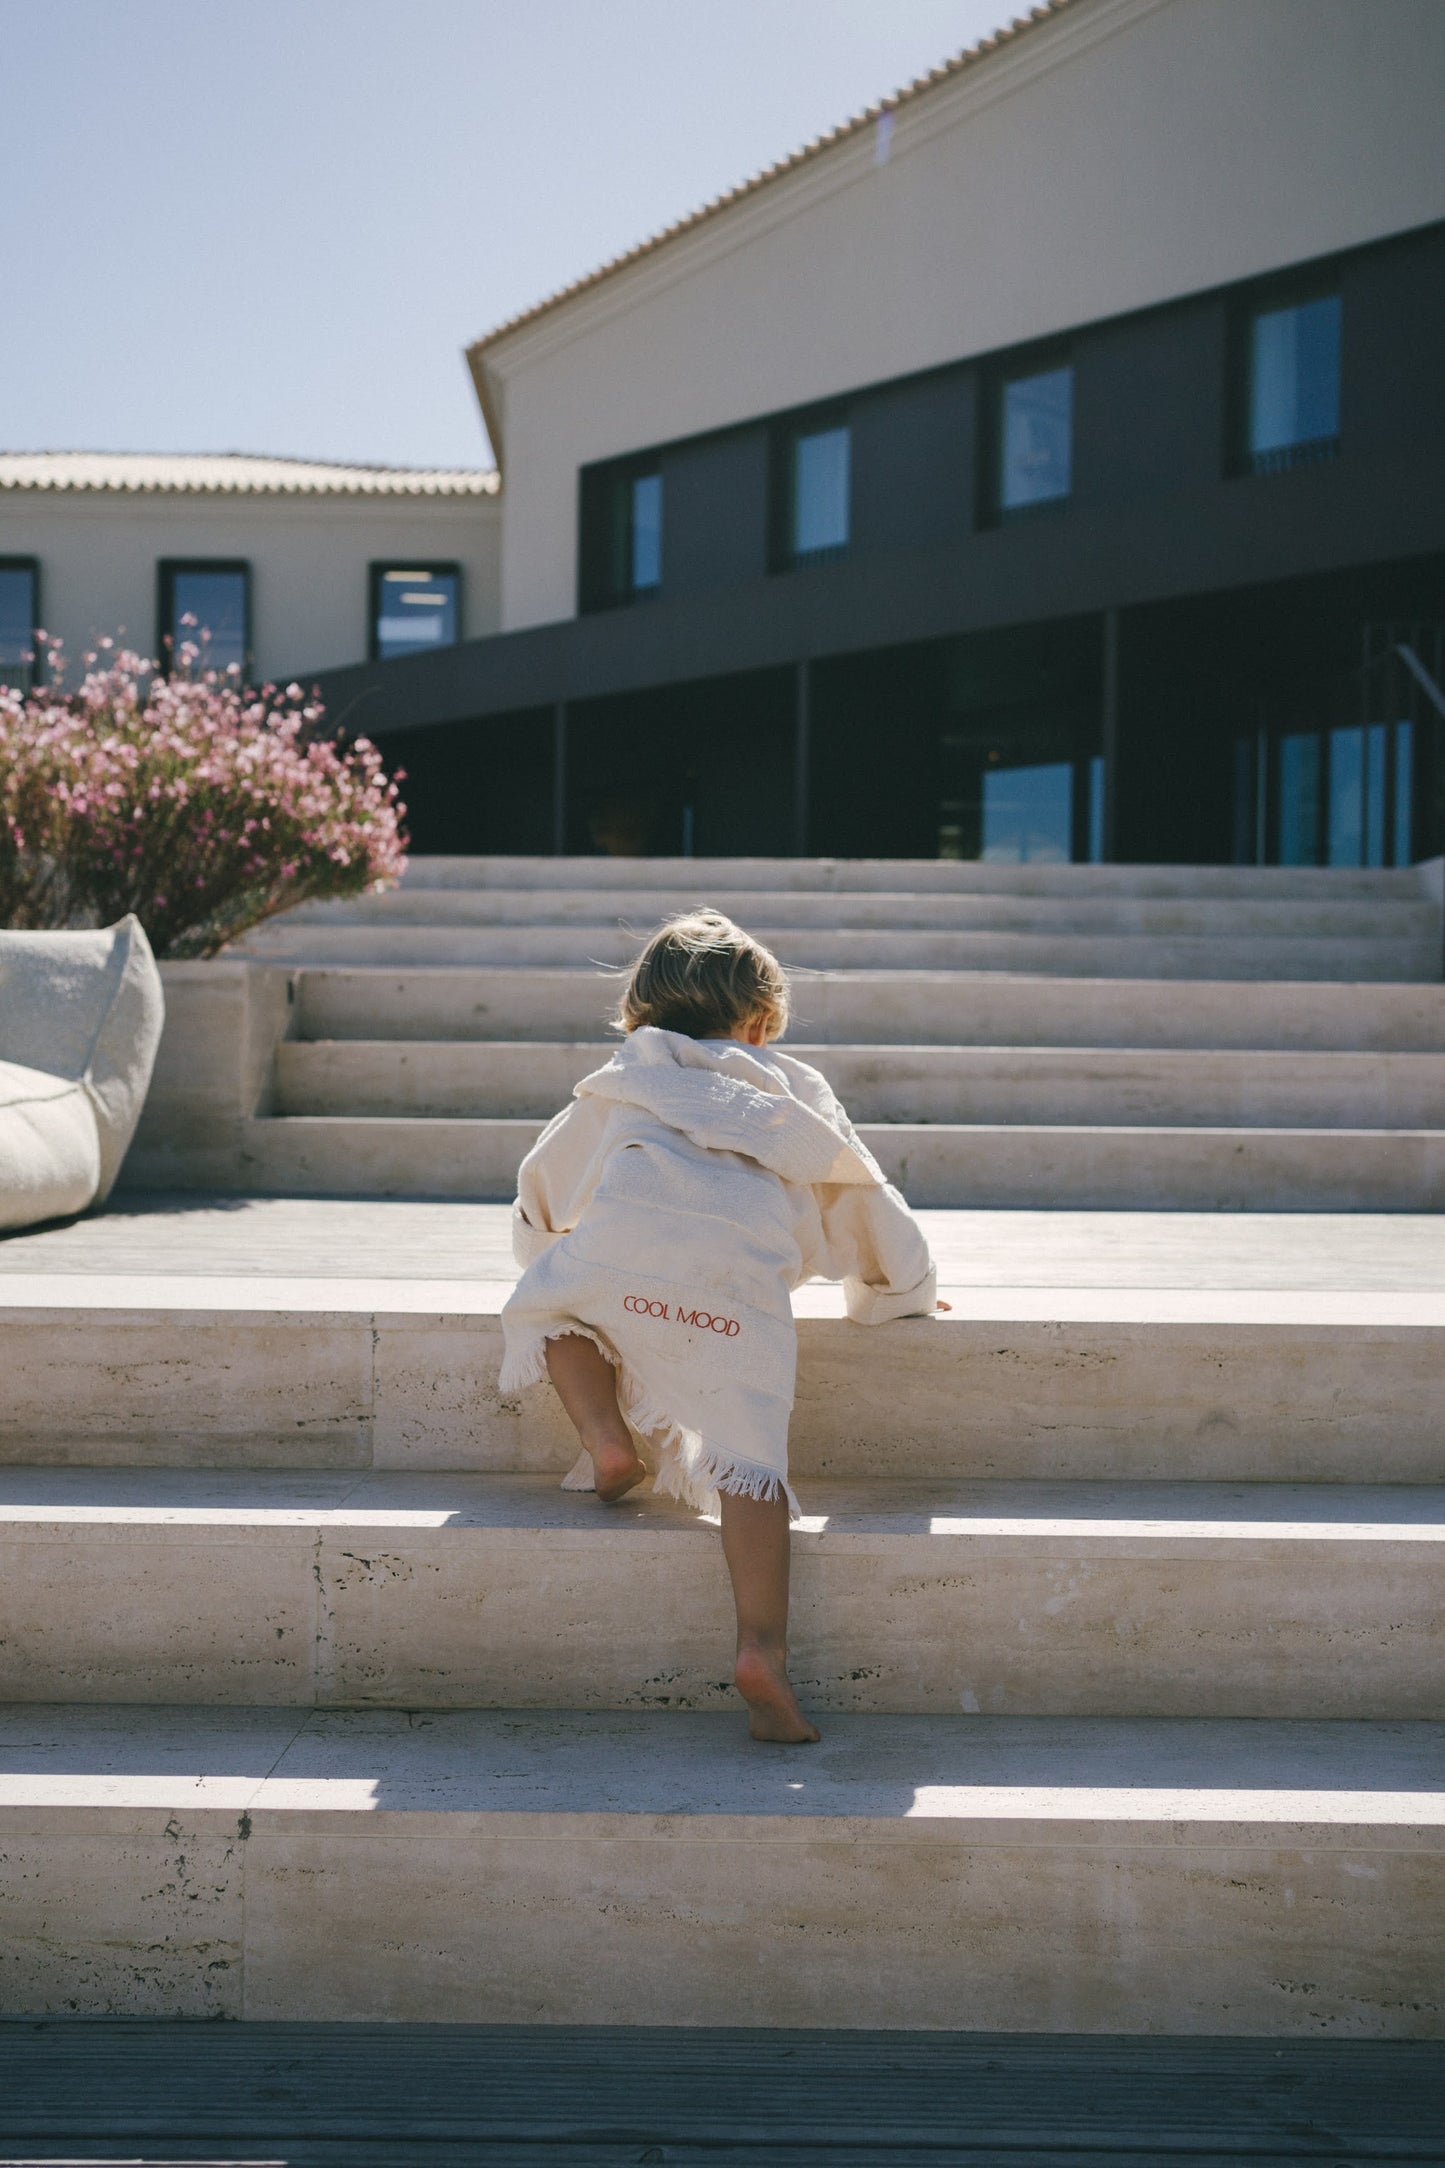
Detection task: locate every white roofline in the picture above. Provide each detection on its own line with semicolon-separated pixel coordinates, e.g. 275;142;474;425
0;452;499;499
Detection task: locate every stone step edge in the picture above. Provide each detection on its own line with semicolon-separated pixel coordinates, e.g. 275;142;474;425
1;1278;1440;1326
396;851;1432;885
3;1705;1440;1846
2;1469;1438;1553
289;963;1445;986
251;1127;1445;1144
245;929;1435;956
278;1038;1445;1066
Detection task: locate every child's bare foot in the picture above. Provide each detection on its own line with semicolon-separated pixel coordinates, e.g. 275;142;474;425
735;1642;820;1744
586;1431;647;1503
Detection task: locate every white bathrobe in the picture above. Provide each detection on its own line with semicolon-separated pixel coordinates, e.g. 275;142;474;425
498;1027;937;1515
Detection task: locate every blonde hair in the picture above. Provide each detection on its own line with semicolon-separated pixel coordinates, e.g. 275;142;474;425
615;909;790;1041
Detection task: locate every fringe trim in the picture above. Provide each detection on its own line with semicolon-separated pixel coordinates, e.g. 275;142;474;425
497;1322;616;1396
651;1438;800;1520
499;1325;799;1521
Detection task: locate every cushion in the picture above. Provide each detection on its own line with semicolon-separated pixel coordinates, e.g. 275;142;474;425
0;1060;102;1231
0;916;165;1228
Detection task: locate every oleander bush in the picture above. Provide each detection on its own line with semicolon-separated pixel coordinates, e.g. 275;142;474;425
0;631;407;958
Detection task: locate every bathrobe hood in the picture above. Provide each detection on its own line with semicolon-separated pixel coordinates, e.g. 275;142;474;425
573;1027;883;1190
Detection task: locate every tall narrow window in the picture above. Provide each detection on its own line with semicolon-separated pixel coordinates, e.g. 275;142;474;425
1246;292;1340;473
1277;732;1322;866
999;364;1073;513
628;471;662;592
579;460;663;610
1087;754;1106;863
159;559;250;676
371;564;461;659
0;558;38;690
790;423;850;561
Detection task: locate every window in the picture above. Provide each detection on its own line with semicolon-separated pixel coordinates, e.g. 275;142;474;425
158;559;249;677
1235;717;1413;868
998;363;1073;514
0;558;39;690
626;472;662;593
603;466;663;601
789;422;850;562
579;463;662;609
981;760;1074;862
1244;291;1340;474
938;700;1100;865
1277;731;1322;865
370;564;461;659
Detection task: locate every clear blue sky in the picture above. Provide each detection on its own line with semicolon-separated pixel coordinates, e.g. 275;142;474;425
2;0;1022;470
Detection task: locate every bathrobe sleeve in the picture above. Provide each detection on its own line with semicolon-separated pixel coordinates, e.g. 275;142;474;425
510;1095;612;1269
815;1178;938;1324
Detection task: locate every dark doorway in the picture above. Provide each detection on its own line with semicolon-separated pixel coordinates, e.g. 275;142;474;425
370;706;554;856
809;618;1102;862
564;667;795;857
1114;553;1445;865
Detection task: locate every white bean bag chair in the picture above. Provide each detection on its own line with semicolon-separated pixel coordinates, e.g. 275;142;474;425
0;916;165;1233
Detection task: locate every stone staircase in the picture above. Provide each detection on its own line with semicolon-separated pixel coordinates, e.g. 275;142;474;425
1;1253;1441;2027
4;856;1441;2030
218;855;1445;1209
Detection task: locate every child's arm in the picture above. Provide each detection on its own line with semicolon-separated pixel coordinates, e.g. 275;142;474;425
511;1097;608;1267
816;1179;938;1323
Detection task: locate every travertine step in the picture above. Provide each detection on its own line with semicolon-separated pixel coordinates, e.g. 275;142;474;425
294;967;1445;1050
201;1110;1445;1209
279;884;1436;941
234;918;1439;980
275;1037;1445;1128
3;1702;1439;2030
1;1469;1438;1718
4;1282;1439;1482
393;853;1429;901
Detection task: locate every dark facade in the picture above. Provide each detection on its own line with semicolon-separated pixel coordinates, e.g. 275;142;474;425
316;220;1445;867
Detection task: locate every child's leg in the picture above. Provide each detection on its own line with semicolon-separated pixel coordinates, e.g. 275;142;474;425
544;1334;646;1503
719;1491;820;1744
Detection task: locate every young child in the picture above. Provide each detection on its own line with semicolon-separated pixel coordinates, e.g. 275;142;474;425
498;908;939;1744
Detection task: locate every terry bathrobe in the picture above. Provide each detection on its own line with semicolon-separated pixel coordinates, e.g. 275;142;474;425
498;1026;937;1515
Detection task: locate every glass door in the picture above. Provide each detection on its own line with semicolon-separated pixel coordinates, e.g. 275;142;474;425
1233;625;1441;867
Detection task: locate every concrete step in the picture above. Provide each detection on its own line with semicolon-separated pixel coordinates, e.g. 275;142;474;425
279;885;1437;941
3;1701;1439;2029
233;919;1441;980
275;1038;1445;1128
192;1110;1445;1209
395;853;1430;902
3;1280;1439;1483
1;1468;1438;1719
295;966;1445;1050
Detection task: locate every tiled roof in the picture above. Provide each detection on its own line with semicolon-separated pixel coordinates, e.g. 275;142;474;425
468;0;1079;358
0;452;499;498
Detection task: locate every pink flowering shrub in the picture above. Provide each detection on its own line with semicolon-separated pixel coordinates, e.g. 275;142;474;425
0;633;407;958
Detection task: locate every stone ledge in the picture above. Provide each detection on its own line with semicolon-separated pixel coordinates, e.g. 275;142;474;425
0;1472;1439;1718
1;1291;1441;1481
1;1707;1440;2029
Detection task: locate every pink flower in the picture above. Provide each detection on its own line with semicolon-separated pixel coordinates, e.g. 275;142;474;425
0;631;405;957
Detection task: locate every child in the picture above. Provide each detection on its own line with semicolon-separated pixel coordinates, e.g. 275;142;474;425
498;908;939;1744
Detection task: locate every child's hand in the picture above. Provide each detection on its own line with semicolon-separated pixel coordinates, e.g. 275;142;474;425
936;1298;952;1312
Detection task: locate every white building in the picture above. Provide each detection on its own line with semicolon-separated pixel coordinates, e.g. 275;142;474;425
0;452;500;688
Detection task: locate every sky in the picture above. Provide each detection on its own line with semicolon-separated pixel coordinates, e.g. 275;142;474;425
2;0;1025;471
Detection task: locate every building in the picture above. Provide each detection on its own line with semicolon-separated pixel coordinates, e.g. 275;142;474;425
311;0;1445;869
0;452;500;689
